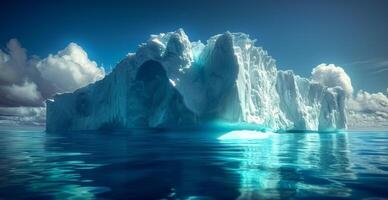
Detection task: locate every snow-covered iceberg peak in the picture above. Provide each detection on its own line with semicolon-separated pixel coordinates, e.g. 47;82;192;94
46;29;347;132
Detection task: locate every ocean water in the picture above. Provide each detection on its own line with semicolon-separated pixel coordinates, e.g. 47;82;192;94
0;130;387;200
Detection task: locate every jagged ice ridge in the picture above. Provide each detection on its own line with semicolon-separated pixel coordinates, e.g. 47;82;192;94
46;29;347;132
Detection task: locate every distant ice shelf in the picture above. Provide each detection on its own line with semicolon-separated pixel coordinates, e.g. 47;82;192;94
46;29;347;132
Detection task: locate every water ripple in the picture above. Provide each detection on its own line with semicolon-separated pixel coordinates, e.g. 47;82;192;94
0;130;387;199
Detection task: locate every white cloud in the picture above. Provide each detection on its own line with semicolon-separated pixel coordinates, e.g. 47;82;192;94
0;39;47;107
36;43;105;93
373;60;388;74
347;90;388;130
348;90;388;113
0;81;42;106
312;63;388;130
0;39;105;126
311;63;353;95
0;39;27;85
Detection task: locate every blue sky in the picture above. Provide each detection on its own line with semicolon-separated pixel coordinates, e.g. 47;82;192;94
1;0;387;92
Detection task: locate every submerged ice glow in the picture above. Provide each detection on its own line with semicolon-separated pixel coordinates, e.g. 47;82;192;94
46;29;346;132
218;130;274;140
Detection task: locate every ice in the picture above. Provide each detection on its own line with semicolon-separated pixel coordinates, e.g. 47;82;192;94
218;130;274;140
46;29;347;132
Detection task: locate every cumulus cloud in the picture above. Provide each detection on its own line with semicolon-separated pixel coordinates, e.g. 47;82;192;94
312;63;388;130
311;63;353;95
0;39;105;127
0;81;43;106
36;43;105;92
347;90;388;130
0;39;49;107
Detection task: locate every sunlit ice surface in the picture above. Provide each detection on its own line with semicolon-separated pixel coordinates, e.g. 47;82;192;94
218;130;275;140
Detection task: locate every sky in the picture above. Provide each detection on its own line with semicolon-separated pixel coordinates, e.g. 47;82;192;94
1;0;387;92
0;0;387;129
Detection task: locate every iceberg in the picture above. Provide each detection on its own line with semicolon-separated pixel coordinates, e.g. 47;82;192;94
46;29;347;132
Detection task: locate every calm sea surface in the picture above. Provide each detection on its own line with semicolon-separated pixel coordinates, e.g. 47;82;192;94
0;129;387;199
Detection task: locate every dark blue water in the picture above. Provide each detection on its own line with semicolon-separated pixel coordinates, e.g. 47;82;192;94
0;130;387;200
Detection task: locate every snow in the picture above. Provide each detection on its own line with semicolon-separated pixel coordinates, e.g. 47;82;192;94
46;29;347;132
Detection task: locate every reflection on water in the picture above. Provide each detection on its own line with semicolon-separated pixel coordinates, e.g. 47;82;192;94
223;132;282;199
0;130;388;199
221;132;357;199
0;131;108;199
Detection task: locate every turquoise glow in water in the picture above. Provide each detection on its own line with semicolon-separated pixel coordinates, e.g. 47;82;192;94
0;130;387;199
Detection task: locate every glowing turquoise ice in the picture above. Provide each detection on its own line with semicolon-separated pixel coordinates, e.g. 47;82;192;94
218;130;274;140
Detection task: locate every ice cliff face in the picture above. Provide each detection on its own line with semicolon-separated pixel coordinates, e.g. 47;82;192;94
46;29;347;132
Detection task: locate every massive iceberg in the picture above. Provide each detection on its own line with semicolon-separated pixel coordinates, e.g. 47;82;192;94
46;29;347;132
